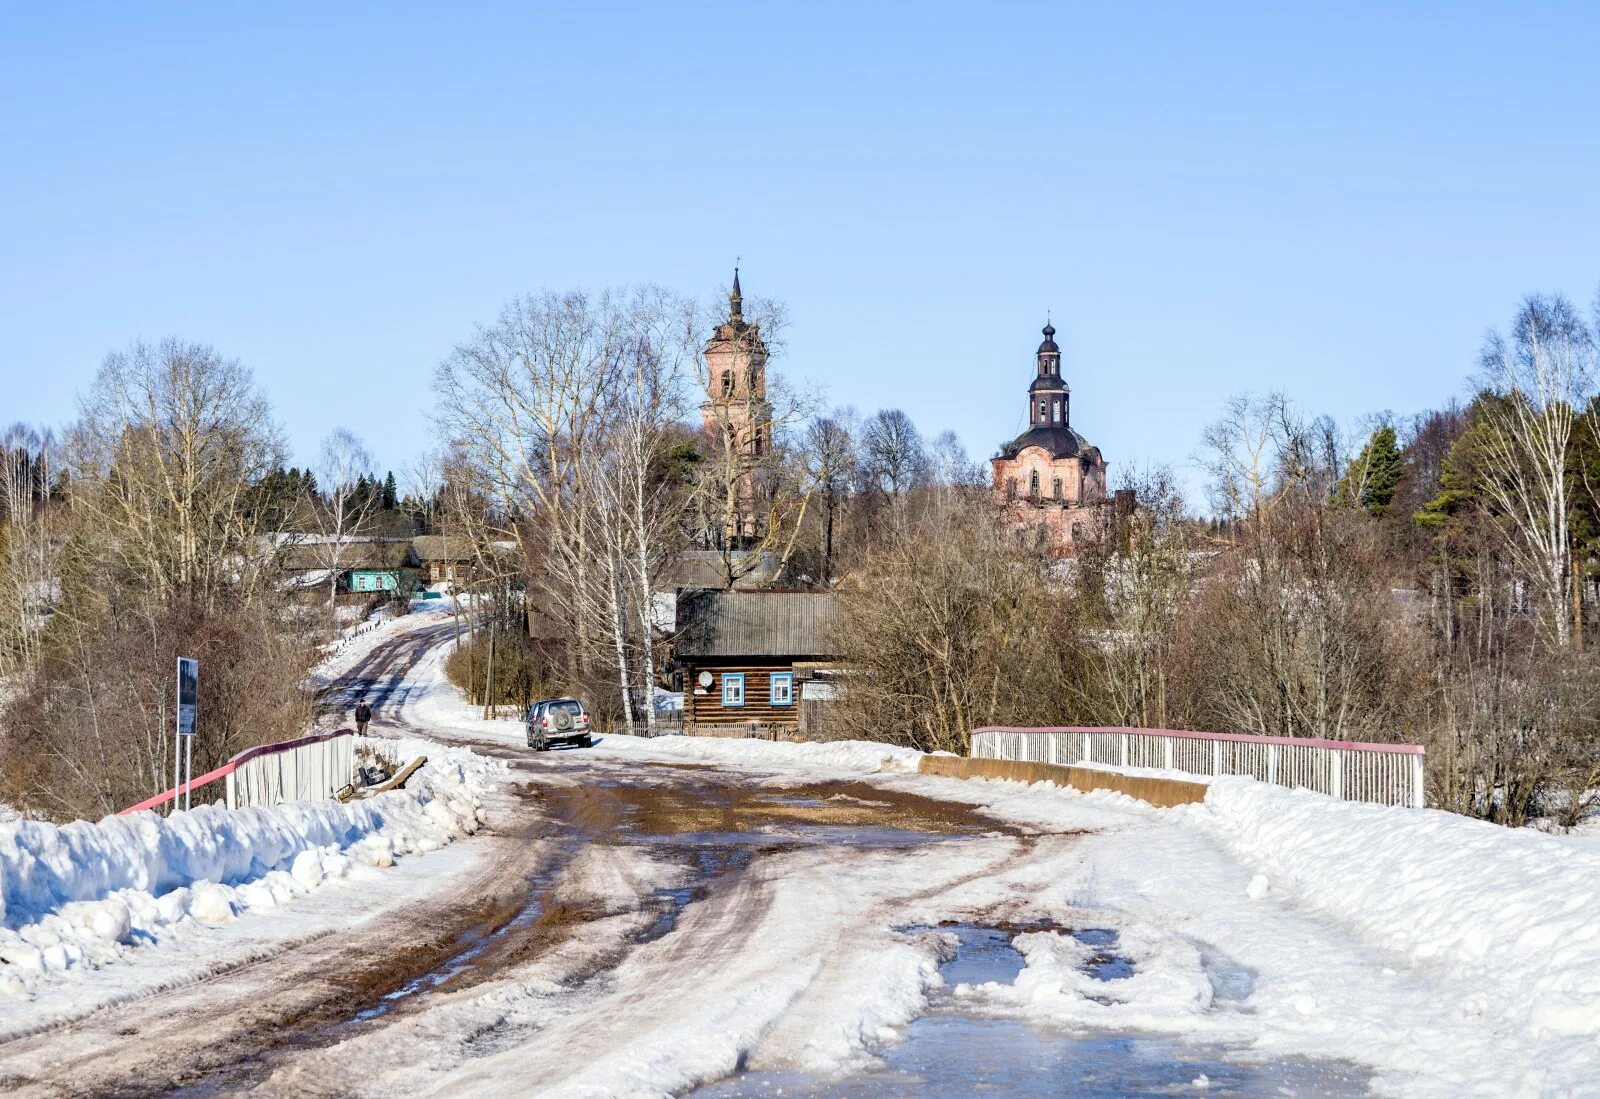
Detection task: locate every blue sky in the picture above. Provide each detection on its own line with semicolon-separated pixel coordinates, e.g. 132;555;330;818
4;3;1599;500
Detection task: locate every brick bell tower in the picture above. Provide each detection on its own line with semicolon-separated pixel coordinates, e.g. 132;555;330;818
700;268;773;543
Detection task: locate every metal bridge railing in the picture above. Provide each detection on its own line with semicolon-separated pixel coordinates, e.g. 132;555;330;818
119;729;370;814
969;725;1426;808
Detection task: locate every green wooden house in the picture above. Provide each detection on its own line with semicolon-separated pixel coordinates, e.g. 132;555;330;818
342;542;418;594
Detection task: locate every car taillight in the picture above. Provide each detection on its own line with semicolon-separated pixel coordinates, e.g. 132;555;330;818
542;718;552;729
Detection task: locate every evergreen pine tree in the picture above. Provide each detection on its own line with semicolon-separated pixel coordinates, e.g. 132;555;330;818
1337;425;1404;516
382;470;399;511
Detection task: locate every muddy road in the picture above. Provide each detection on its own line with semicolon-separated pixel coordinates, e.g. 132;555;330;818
0;626;1034;1097
0;623;1366;1098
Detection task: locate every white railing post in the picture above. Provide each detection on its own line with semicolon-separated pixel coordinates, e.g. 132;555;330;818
1164;738;1173;771
1119;732;1128;768
1330;750;1343;801
1267;743;1278;786
1212;740;1222;778
1411;754;1424;809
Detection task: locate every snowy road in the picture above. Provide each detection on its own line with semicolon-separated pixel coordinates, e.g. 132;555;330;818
5;615;1597;1097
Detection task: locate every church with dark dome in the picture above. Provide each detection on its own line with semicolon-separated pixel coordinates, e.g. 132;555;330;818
990;321;1109;553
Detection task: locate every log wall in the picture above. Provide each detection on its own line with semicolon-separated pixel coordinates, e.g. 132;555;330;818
686;662;799;732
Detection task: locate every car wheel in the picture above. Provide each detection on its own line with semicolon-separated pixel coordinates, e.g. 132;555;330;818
533;733;548;752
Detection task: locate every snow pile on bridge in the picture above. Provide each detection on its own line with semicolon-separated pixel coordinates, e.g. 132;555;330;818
0;737;504;1001
1200;776;1600;1044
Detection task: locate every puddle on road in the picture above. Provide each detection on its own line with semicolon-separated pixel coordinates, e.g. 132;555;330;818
905;921;1137;988
915;924;1028;986
637;849;753;944
162;773;1033;1096
350;886;547;1022
693;922;1363;1098
692;1017;1369;1097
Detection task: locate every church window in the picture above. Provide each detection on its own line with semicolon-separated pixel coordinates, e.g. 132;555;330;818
1052;400;1061;423
1038;401;1046;423
1006;477;1017;500
1052;477;1062;499
721;370;734;397
1029;470;1039;497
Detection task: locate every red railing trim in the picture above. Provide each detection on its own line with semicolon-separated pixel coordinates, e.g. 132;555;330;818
972;725;1426;756
227;728;356;769
117;728;357;815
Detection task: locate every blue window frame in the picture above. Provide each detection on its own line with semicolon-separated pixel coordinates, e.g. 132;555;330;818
722;673;745;708
770;672;793;706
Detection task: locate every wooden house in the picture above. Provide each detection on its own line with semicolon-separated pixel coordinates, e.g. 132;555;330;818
343;541;418;594
408;535;476;585
673;590;840;738
275;537;414;599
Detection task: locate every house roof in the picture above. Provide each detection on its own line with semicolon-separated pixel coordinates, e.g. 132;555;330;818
673;590;838;659
660;549;782;591
277;540;412;572
410;535;476;563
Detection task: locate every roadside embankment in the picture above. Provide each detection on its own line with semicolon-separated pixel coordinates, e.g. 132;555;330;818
916;755;1208;808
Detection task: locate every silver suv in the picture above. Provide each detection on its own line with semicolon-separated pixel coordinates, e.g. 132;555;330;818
526;697;593;751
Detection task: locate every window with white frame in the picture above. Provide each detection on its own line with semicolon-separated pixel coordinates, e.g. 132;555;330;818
770;672;793;706
722;672;745;707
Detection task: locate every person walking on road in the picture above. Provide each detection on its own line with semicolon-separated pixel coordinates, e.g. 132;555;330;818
355;700;372;735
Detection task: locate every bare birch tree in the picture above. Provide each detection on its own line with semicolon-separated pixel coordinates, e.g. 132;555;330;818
69;340;284;611
1475;294;1596;646
309;428;381;606
435;287;696;724
1085;466;1197;728
0;424;61;675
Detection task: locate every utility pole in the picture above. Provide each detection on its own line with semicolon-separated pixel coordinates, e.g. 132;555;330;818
482;580;497;720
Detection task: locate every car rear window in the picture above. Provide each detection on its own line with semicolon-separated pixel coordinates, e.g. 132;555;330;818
548;700;584;718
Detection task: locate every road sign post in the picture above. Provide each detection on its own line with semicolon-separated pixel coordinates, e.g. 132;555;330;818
176;657;198;813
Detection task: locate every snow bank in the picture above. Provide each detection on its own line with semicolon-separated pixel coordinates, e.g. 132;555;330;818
1199;777;1600;1042
596;733;925;775
0;737;505;1000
